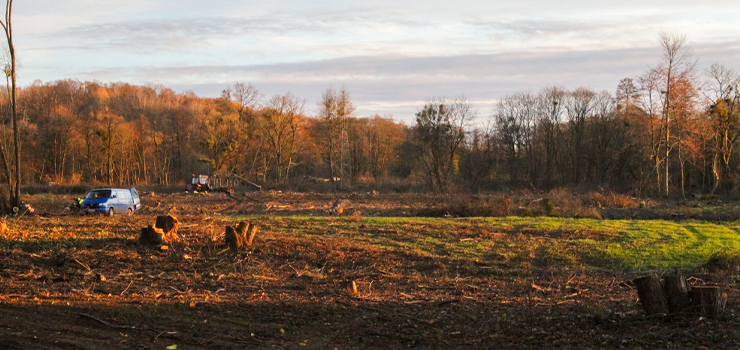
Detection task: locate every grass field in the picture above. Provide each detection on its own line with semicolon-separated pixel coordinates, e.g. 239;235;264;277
252;215;740;271
1;192;739;349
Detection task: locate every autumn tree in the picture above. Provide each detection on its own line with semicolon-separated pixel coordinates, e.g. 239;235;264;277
365;115;406;180
197;97;246;175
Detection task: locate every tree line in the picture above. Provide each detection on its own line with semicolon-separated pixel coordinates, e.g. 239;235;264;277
413;32;740;197
0;81;410;192
0;32;738;200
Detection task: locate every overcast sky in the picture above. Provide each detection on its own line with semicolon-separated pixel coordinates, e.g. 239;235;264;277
14;0;740;121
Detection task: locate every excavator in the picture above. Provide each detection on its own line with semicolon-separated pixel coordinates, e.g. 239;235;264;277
187;174;261;193
188;174;211;192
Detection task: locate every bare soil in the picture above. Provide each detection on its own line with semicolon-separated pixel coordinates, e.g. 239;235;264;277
0;192;738;349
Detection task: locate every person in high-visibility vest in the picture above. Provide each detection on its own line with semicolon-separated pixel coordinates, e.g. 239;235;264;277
73;196;83;210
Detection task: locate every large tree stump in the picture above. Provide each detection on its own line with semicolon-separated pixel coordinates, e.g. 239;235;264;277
664;274;690;314
155;215;179;235
139;225;165;245
691;286;724;318
224;221;260;250
140;215;179;245
328;199;351;215
634;274;669;315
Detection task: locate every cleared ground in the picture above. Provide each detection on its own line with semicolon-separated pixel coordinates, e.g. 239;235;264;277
1;192;739;349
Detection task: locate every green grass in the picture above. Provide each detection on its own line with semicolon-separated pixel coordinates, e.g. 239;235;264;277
240;215;740;271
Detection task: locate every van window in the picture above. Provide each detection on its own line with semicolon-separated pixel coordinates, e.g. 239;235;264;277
86;190;111;199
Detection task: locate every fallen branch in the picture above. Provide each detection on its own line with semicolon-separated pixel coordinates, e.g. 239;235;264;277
120;280;134;296
436;299;460;306
74;258;91;272
78;313;135;330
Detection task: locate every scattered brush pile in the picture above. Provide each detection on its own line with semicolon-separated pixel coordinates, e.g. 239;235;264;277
416;189;640;218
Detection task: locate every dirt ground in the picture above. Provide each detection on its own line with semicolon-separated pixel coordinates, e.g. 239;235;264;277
1;192;739;349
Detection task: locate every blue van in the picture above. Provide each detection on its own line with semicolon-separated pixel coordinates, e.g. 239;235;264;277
81;188;142;216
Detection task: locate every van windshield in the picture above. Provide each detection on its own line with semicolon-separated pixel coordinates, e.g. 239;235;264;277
86;190;111;199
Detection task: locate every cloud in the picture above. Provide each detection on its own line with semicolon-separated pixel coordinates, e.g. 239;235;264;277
29;8;432;55
15;1;740;122
159;41;740;119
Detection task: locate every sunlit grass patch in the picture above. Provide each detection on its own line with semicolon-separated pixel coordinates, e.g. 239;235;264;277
240;215;740;271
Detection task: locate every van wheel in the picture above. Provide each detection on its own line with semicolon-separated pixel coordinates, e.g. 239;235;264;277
127;208;133;216
108;208;114;216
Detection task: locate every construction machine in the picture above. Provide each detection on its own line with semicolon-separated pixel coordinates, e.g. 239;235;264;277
188;174;211;192
187;174;261;193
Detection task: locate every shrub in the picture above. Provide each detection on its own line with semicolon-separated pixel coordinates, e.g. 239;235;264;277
605;192;638;208
541;198;555;216
22;184;91;195
416;195;508;217
575;207;603;219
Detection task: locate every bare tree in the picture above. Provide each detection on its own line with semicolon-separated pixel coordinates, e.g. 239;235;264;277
259;93;304;182
638;69;664;193
223;82;262;113
564;87;595;183
414;96;474;192
538;87;565;188
703;64;740;193
316;87;354;190
0;0;19;209
655;31;696;197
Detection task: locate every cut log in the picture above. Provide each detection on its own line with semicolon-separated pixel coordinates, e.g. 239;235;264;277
139;225;165;245
155;215;179;235
691;286;723;318
664;274;690;314
634;274;668;315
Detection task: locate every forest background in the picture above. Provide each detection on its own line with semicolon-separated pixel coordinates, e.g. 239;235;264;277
0;33;738;202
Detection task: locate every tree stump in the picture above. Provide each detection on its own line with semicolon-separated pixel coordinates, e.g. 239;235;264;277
155;215;179;235
329;199;351;215
139;225;165;245
634;274;668;315
664;274;690;314
345;280;358;295
246;223;259;245
224;226;240;250
224;221;260;250
691;286;724;318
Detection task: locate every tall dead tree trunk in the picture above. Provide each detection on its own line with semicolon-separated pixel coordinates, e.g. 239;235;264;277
0;0;19;209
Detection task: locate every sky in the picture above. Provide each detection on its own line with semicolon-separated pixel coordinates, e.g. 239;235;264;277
13;0;740;122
